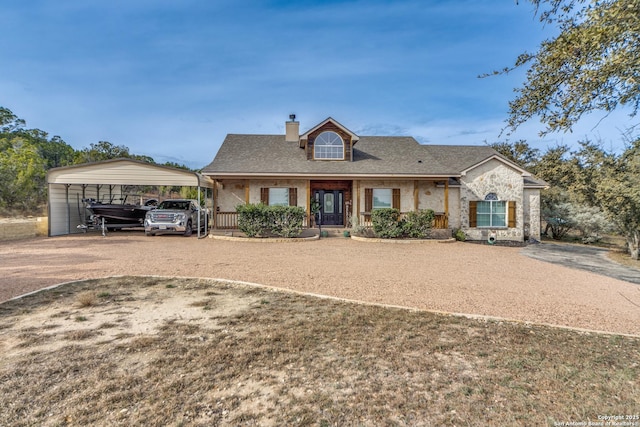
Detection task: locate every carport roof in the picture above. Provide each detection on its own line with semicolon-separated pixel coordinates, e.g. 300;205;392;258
47;158;214;188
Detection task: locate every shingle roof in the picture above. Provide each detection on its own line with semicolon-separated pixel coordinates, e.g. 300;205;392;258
202;133;539;180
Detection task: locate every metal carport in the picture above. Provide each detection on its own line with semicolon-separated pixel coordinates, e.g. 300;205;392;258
47;158;214;238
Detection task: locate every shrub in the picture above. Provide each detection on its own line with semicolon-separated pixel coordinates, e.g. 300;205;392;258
454;228;466;241
542;201;576;240
76;291;97;308
236;204;305;238
371;209;436;239
236;203;269;237
371;208;403;238
268;205;305;238
402;209;435;238
571;204;612;240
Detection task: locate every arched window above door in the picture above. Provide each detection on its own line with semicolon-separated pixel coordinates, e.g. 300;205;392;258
314;131;344;160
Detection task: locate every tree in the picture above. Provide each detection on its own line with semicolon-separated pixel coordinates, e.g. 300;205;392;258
567;140;611;206
542;203;576;240
37;135;76;169
0;107;26;133
15;129;75;169
532;144;576;188
0;107;76;169
500;0;640;135
0;138;47;211
595;140;640;259
74;141;133;163
162;161;192;170
486;139;540;169
571;204;611;240
73;141;154;164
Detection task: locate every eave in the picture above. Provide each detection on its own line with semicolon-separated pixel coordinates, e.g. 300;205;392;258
205;172;461;180
460;155;532;177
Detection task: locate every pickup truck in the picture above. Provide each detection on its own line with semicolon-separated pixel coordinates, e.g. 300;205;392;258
144;199;207;236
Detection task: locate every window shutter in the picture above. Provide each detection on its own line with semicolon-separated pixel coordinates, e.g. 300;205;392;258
392;188;401;210
365;188;373;212
469;201;477;228
508;201;516;227
260;188;269;205
288;188;297;206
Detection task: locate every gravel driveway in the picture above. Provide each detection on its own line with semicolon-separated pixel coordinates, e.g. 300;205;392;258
1;233;639;336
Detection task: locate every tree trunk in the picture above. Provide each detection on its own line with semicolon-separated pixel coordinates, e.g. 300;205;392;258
627;230;640;260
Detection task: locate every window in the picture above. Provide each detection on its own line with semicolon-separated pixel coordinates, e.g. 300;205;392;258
323;192;334;213
372;189;392;209
261;187;297;206
365;188;400;211
314;131;344;160
268;188;289;206
476;193;506;227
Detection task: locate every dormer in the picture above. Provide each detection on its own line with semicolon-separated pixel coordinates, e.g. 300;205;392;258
298;117;360;162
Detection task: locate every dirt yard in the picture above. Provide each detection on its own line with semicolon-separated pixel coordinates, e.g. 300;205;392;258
2;276;638;426
1;232;639;336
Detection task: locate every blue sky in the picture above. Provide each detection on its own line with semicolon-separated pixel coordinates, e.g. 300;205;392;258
1;0;635;169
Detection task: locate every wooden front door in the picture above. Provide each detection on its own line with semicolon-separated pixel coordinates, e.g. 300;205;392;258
314;190;344;226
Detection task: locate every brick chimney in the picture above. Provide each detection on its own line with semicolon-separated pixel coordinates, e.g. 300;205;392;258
285;114;299;143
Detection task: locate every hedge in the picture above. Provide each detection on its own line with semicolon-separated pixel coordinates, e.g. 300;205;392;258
371;208;435;239
236;203;305;238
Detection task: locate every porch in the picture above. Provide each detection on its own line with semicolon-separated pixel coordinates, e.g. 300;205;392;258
210;178;452;231
212;211;449;230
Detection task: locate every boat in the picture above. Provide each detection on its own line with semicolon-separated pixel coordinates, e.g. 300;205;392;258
85;196;158;230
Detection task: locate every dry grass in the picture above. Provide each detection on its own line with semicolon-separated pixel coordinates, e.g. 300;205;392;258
0;276;639;426
76;291;98;308
609;250;640;270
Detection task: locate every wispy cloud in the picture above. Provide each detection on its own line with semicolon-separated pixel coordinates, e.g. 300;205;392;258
0;0;630;169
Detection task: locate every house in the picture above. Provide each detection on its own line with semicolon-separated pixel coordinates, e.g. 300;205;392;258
202;116;546;241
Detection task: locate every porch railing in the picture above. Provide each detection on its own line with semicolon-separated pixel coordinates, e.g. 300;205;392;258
358;212;448;229
215;211;448;230
214;211;239;229
214;211;310;229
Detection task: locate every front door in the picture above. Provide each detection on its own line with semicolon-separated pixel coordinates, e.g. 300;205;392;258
314;190;344;226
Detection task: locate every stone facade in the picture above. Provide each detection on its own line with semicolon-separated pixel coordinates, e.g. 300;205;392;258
523;190;541;241
213;160;542;241
459;159;527;242
215;179;307;211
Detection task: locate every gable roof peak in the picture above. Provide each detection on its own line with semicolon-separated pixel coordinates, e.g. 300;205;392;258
300;117;360;142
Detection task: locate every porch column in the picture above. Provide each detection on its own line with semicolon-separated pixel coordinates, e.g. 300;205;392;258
213;180;218;230
444;179;449;227
354;180;360;218
413;180;419;211
244;180;250;204
306;180;311;226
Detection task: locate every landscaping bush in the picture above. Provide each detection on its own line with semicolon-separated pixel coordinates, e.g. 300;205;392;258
371;208;436;239
236;204;305;238
453;228;466;242
402;209;435;238
268;205;305;238
371;208;403;238
236;203;269;237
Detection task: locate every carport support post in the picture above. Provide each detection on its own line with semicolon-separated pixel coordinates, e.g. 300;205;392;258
197;185;202;238
65;184;71;234
196;185;211;239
